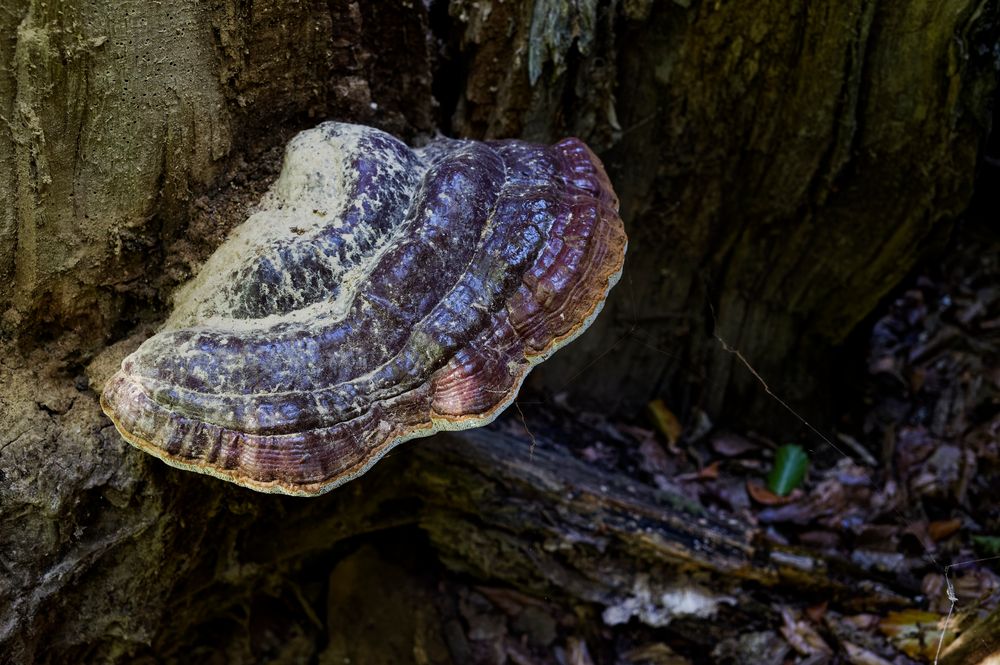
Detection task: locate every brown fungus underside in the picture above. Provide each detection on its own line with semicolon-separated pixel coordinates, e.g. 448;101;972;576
101;122;627;496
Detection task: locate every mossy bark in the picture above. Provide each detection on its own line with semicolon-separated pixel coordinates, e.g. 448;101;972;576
1;0;994;423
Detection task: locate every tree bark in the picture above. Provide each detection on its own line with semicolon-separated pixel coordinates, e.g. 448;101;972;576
0;0;997;662
1;0;994;422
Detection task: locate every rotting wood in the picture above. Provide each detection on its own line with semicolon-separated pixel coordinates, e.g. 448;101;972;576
410;425;914;614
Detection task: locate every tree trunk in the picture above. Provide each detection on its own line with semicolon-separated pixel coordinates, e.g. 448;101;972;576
1;0;996;662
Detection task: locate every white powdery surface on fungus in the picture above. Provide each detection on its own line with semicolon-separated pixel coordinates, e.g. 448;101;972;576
167;122;434;331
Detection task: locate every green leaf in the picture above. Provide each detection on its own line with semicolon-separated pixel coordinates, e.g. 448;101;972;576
971;535;1000;557
767;444;809;496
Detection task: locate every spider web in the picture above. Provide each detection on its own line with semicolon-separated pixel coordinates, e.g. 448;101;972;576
509;267;1000;662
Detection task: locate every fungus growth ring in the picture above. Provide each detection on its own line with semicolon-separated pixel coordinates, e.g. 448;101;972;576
101;122;627;495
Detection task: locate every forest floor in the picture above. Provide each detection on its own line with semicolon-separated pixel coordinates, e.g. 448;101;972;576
296;219;998;665
5;213;993;665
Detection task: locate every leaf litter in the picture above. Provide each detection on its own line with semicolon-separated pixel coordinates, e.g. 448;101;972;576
486;226;1000;663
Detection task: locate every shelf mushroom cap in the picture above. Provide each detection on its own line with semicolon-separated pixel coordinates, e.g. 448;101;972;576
101;122;627;496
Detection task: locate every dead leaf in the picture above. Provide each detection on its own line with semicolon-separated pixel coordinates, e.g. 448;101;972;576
637;436;675;476
842;614;881;631
747;480;801;506
698;461;720;480
710;431;758;457
647;399;682;450
928;518;963;542
675;461;720;482
780;607;833;656
951;567;1000;605
879;609;956;660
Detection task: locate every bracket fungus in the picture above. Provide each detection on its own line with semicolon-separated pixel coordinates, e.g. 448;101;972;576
101;122;627;495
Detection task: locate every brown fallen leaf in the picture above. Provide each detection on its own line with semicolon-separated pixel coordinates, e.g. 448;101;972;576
675;460;720;482
747;480;802;506
698;461;720;480
927;518;963;542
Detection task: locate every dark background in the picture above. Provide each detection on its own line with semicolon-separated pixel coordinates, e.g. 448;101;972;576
0;1;997;663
